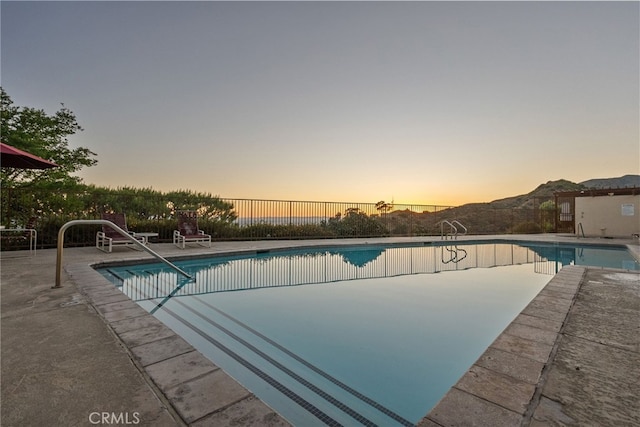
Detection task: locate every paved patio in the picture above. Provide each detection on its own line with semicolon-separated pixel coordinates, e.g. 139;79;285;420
1;235;638;426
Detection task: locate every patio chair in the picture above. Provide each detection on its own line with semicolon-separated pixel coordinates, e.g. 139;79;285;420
173;211;211;249
96;213;147;253
0;217;38;254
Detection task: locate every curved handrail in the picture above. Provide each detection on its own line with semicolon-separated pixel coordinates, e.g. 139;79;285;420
451;220;467;236
441;220;458;240
54;219;192;288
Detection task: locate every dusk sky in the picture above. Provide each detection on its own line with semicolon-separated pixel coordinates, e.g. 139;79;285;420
2;1;638;206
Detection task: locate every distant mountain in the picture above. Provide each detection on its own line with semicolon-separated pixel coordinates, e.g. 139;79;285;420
429;175;639;233
385;175;639;235
487;179;584;209
481;175;640;209
580;174;640;189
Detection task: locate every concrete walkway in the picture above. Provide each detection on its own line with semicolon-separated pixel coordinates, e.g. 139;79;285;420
530;268;639;426
1;236;638;426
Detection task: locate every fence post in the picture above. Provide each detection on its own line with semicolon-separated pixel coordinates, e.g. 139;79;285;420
6;187;12;227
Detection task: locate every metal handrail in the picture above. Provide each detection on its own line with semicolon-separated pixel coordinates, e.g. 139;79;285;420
451;220;467;236
441;220;458;240
578;222;585;238
54;219;192;288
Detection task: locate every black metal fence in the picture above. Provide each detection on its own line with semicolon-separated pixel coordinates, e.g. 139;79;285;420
1;187;547;250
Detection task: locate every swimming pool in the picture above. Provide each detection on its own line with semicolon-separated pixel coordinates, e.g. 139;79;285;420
97;241;639;426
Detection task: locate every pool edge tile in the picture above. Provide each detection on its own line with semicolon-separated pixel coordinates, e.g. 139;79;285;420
454;365;536;414
129;334;195;367
475;347;545;385
145;350;220;391
191;395;291;427
163;369;252;424
422;388;522;426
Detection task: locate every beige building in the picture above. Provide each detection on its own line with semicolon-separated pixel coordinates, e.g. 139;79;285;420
564;188;640;238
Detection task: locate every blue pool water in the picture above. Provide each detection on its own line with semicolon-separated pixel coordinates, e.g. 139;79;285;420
97;242;639;426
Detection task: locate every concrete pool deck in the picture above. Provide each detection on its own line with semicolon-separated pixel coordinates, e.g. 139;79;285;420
1;235;639;426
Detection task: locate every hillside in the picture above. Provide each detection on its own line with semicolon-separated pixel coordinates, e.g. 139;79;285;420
388;175;636;235
488;179;584;209
466;174;639;210
580;174;640;189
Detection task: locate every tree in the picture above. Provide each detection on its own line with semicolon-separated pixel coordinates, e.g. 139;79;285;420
324;207;388;237
375;200;393;215
539;199;557;232
0;87;97;187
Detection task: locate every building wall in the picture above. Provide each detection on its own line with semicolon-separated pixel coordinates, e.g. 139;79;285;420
575;194;640;237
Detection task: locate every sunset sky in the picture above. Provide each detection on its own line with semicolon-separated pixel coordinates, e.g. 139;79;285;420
2;1;638;206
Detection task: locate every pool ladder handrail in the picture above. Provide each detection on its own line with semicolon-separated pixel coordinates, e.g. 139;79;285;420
54;219;193;288
452;220;467;236
441;219;467;240
441;220;457;240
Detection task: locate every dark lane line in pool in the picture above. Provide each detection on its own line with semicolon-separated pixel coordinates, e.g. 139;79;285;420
165;298;380;427
193;296;415;427
158;305;345;427
105;268;126;282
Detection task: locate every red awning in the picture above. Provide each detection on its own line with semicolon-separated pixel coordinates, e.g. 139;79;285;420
0;142;59;169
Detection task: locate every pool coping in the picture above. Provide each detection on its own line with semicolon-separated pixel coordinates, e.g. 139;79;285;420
63;236;640;426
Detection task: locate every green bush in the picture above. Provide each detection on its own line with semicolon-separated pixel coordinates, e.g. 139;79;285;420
511;221;543;234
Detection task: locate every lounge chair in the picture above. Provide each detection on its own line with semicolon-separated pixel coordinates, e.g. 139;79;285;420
96;213;147;253
173;211;211;249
